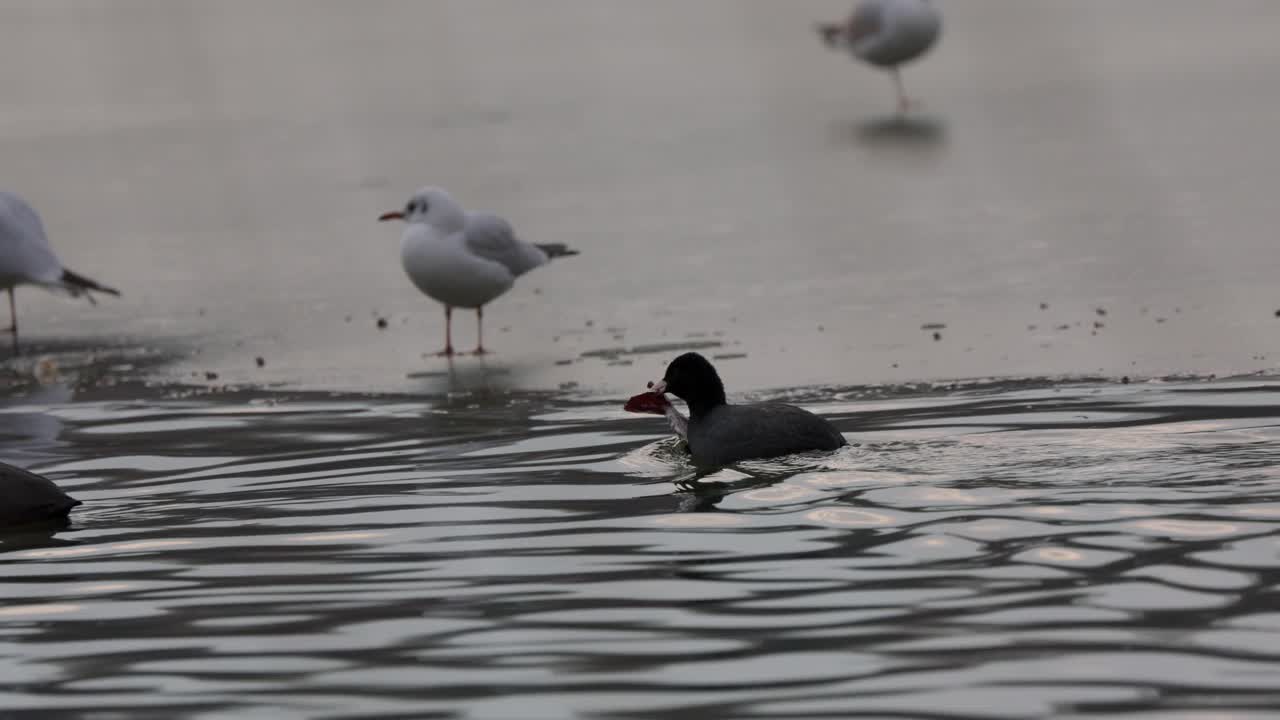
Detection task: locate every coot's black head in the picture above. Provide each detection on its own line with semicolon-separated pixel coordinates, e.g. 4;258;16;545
652;352;726;416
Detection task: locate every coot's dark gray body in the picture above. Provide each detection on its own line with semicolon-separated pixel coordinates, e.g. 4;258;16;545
652;352;847;468
687;402;847;467
0;461;80;525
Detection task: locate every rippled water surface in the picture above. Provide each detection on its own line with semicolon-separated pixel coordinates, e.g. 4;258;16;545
3;379;1280;718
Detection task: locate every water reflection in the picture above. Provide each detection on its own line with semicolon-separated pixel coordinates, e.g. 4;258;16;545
849;114;949;149
0;383;71;464
0;518;76;553
406;355;520;395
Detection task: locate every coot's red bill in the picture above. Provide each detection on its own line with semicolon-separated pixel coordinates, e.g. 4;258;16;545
623;391;669;415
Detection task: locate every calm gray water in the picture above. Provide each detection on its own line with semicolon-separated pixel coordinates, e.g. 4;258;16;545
2;377;1280;718
3;0;1280;717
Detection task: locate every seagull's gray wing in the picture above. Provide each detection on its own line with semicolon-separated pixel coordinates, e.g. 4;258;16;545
462;212;548;277
847;0;886;49
0;192;64;285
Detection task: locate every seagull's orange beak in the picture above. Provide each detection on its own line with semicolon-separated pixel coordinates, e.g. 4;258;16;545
377;211;405;222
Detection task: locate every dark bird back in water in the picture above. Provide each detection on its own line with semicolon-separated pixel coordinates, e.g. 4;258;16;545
0;462;81;525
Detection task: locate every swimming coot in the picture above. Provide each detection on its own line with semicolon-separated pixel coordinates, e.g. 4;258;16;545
0;461;80;526
646;352;846;467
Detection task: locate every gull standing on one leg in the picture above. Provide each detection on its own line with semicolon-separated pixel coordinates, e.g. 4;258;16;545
817;0;942;115
378;187;579;356
0;192;120;353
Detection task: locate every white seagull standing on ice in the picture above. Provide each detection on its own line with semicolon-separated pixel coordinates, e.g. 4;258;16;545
817;0;942;114
378;187;579;357
0;191;120;352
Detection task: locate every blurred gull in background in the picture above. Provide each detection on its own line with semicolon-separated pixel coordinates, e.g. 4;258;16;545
818;0;942;114
378;187;579;357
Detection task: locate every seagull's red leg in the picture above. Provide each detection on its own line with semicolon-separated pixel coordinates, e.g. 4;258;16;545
435;305;455;357
891;68;914;115
471;306;489;355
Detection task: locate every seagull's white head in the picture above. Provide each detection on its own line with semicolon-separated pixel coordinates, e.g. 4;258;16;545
378;186;465;232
